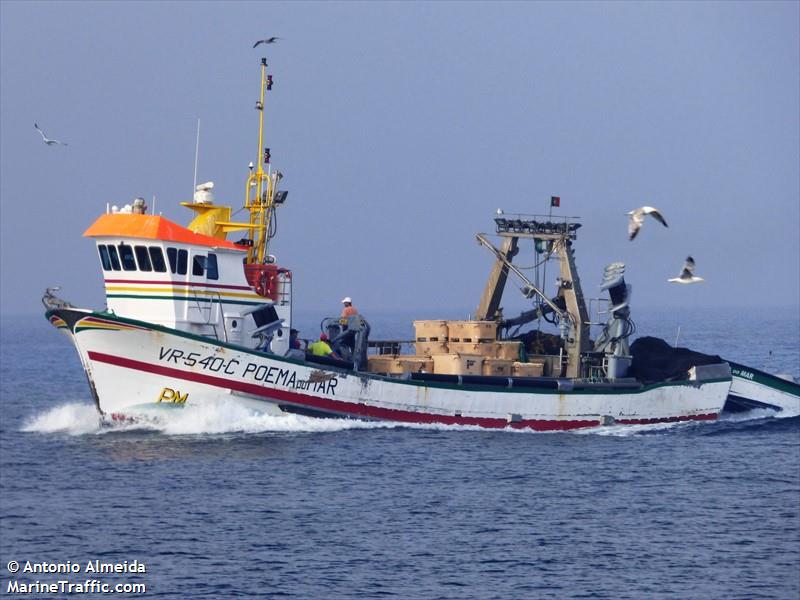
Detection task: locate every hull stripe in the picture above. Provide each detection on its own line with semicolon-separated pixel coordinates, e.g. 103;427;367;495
87;351;718;430
103;278;253;291
104;294;264;306
105;286;261;300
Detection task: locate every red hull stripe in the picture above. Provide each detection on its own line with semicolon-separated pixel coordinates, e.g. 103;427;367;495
103;279;253;291
87;351;717;431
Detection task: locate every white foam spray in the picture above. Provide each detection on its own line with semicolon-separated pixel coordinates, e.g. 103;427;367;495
21;399;792;438
22;403;104;436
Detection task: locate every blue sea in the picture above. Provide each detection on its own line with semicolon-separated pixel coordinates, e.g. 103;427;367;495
1;307;798;599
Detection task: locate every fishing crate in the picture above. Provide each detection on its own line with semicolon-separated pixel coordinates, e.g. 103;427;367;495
367;355;433;374
413;320;449;342
432;353;483;375
482;358;513;377
447;320;497;342
494;341;523;361
415;341;449;356
511;361;545;377
448;341;497;357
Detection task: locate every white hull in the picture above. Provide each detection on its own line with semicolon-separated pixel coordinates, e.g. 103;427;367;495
727;362;800;414
48;309;731;431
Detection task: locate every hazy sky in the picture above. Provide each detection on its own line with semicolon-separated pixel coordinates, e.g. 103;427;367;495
1;1;798;319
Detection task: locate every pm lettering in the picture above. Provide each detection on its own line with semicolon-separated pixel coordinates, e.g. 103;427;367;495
158;387;188;404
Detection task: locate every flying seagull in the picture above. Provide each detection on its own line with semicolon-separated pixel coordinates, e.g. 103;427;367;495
627;206;667;241
668;256;705;284
34;123;68;146
253;37;280;48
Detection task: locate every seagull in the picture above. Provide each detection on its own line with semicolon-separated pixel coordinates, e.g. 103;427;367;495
34;123;68;146
253;37;280;48
668;256;705;284
627;206;667;241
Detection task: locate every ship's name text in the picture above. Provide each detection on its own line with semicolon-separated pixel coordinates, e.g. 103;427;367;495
730;368;754;380
157;347;338;394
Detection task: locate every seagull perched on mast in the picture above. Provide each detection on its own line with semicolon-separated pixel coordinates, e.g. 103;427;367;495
668;256;705;284
253;37;280;48
627;206;667;240
34;123;68;146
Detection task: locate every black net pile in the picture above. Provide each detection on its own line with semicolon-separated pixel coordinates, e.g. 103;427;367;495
629;336;724;383
515;330;563;356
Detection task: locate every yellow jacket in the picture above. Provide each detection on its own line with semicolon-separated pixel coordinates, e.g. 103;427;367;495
308;340;334;356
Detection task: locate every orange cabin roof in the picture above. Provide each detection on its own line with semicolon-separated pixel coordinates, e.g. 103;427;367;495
83;214;246;251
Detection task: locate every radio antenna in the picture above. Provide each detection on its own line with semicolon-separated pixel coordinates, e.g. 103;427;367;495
192;118;201;196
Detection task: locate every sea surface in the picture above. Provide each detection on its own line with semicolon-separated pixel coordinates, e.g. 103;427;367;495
1;308;798;599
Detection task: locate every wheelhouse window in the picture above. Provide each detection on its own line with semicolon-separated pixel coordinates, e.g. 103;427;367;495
177;249;187;274
166;247;188;275
134;245;152;272
149;247;167;272
206;253;219;280
167;248;177;273
98;245;112;271
107;245;121;271
118;243;137;271
192;254;206;277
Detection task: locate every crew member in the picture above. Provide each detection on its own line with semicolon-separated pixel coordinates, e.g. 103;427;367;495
340;297;358;318
289;328;302;350
308;333;339;359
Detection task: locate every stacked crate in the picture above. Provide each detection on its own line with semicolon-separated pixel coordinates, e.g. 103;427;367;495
482;358;512;376
367;355;433;374
511;361;545;377
359;319;543;377
413;320;449;357
446;321;492;373
432;354;483;375
447;320;497;343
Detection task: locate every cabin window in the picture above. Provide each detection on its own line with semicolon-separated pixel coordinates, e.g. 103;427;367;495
166;248;177;273
206;253;219;280
98;245;112;271
177;249;187;274
149;247;167;272
192;254;206;277
118;243;137;271
166;247;187;275
134;245;152;272
107;245;121;271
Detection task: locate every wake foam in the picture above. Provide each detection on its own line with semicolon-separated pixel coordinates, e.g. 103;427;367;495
21;402;104;436
140;400;397;436
21;400;793;438
719;407;786;422
574;420;692;437
21;401;404;437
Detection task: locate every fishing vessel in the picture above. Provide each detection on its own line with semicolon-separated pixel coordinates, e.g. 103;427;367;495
43;59;733;431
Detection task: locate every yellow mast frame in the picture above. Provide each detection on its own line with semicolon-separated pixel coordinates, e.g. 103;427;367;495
244;57;274;264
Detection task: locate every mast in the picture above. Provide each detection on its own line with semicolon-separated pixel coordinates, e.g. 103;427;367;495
181;59;288;265
244;57;275;265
